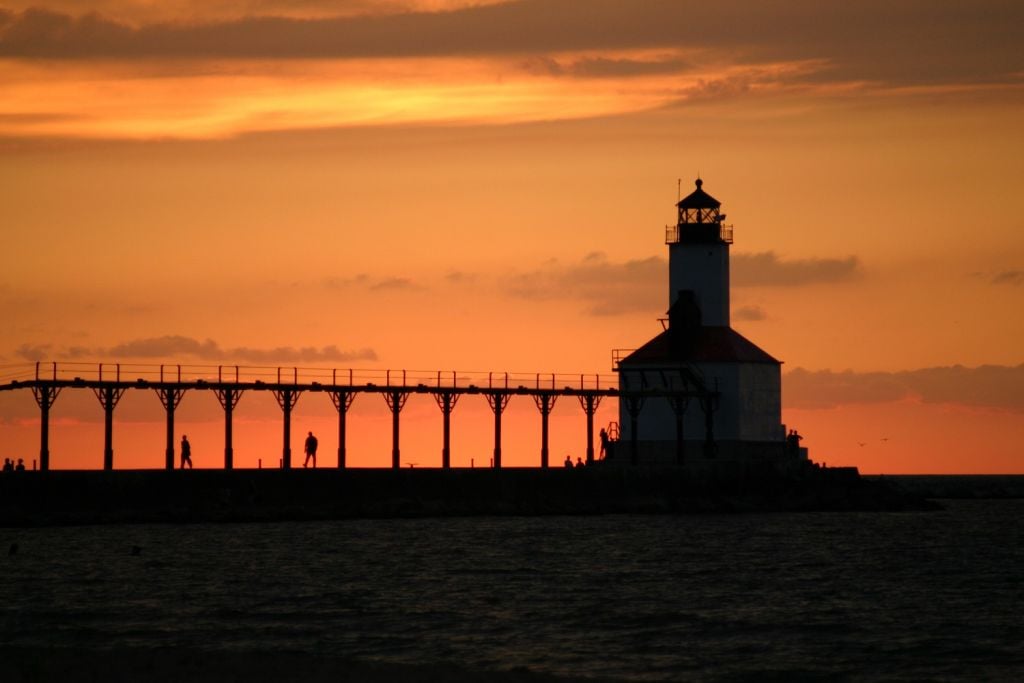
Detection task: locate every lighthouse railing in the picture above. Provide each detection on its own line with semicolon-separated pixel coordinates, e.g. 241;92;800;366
665;223;734;244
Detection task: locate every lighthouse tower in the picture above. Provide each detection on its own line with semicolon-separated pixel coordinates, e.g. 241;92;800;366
668;178;732;325
612;178;790;467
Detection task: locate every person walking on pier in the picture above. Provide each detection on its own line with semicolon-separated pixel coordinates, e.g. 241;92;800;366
180;435;193;469
304;431;318;468
2;458;12;472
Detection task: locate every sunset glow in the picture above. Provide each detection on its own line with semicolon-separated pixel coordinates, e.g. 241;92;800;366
1;1;1022;473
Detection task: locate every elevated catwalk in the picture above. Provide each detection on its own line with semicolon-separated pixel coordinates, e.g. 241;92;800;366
0;362;718;471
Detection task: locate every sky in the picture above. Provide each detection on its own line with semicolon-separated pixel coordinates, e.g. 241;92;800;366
1;0;1022;473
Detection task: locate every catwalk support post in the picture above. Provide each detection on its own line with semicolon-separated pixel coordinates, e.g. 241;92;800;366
485;393;511;469
432;390;459;469
383;390;409;469
700;385;719;458
215;387;243;469
624;395;645;466
667;394;689;465
621;372;646;466
93;385;127;471
329;390;356;469
272;388;302;469
31;384;61;471
532;393;557;468
155;387;186;470
578;394;601;465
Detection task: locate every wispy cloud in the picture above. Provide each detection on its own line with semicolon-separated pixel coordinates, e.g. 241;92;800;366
1;0;1021;89
732;252;861;287
445;270;477;285
733;305;767;322
506;252;662;316
15;335;377;364
324;274;422;292
3;2;1020;141
523;54;691;79
0;1;504;25
784;364;1024;412
502;250;861;315
369;277;420;292
992;269;1024;286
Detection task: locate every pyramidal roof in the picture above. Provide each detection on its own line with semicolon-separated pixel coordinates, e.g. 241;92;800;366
619;327;780;366
676;178;720;210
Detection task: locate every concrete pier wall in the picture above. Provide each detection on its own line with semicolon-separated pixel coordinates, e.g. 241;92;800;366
0;465;930;526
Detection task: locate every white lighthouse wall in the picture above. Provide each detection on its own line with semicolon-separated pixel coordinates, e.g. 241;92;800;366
617;362;781;444
736;362;783;441
668;243;730;326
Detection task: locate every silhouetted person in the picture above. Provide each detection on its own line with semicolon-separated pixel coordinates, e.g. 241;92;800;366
303;431;318;468
564;455;572;468
15;458;25;471
2;458;12;472
575;457;584;468
786;429;804;456
180;435;193;469
599;428;609;458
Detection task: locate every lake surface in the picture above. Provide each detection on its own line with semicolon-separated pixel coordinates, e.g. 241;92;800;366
1;498;1022;680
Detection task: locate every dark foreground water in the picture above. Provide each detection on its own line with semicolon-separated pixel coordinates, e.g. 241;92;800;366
1;499;1022;681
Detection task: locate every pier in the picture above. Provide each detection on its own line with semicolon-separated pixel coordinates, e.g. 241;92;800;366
0;361;718;471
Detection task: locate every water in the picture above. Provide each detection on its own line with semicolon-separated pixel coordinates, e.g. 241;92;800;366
2;500;1022;681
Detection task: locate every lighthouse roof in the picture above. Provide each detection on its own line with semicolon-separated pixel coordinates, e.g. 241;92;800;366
676;178;720;210
619;327;780;366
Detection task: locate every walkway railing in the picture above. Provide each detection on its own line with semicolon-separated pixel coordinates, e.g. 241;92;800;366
1;362;616;392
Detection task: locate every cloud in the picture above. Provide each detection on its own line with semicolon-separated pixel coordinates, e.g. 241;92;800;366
220;344;378;364
784;364;1024;412
503;250;859;315
992;270;1024;286
107;336;219;358
523;54;690;79
13;343;53;362
732;305;766;322
506;252;663;316
1;1;1021;87
732;252;861;287
15;335;377;364
445;270;477;284
324;274;421;292
0;111;85;124
368;277;420;291
0;1;504;24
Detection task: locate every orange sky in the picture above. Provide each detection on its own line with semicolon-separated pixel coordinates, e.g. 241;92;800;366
1;1;1022;473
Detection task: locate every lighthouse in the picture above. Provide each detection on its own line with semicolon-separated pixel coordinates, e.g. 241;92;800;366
668;177;731;325
612;179;792;466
